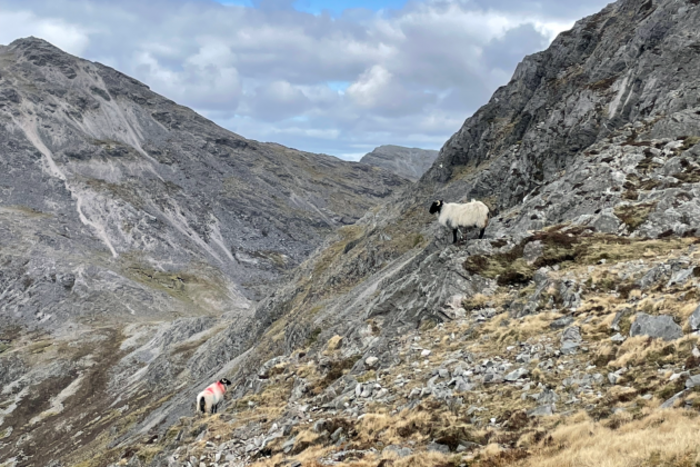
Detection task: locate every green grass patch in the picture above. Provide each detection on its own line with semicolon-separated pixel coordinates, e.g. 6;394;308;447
464;226;687;287
614;202;658;231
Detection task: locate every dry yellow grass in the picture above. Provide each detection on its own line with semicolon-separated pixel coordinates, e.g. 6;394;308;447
136;233;700;467
520;409;700;467
609;335;700;369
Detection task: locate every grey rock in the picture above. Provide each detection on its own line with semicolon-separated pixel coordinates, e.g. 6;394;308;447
550;316;574;330
610;333;626;343
689;305;700;331
536;389;560;405
528;405;555;417
667;268;694;288
561;326;582;355
282;437;296;454
504;368;529;382
660;390;688;409
608;371;622;385
312;419;329;433
382;445;413;457
558;280;581;311
637;265;672;289
589;209;623;234
630;313;683;341
426;442;451;454
685;375;700;389
522;240;544;263
330;427;343;442
365;356;379;369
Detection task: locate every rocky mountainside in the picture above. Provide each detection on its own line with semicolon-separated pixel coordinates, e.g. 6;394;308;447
96;0;700;466
0;38;408;467
359;145;438;181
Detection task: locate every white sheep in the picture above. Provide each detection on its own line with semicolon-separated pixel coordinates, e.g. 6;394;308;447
429;199;490;244
196;378;231;414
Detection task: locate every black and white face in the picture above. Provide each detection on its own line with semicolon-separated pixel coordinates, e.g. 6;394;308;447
429;200;443;214
220;378;232;386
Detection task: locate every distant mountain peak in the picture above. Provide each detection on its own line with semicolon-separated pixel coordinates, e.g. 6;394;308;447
360;145;439;181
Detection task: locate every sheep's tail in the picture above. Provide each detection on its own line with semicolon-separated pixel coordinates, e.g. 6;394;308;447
198;396;206;414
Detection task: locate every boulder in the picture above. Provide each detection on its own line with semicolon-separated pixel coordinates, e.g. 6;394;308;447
629;313;682;341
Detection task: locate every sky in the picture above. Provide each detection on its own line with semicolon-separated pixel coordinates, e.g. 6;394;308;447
0;0;611;160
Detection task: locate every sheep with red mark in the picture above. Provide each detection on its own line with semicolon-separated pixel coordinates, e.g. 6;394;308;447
196;378;231;414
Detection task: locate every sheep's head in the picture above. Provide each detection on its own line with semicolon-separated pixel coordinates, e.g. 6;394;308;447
220;378;232;386
429;200;443;214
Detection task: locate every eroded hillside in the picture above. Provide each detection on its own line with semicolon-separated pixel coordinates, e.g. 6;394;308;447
0;38;408;467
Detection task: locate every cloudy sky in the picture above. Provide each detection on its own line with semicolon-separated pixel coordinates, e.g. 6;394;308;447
0;0;610;160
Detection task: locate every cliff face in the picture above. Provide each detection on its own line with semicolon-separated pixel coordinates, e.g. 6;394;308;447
0;37;408;466
359;145;439;181
112;0;700;465
426;0;700;212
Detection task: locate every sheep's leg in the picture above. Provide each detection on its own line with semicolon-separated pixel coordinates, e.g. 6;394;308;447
452;229;459;244
479;227;485;239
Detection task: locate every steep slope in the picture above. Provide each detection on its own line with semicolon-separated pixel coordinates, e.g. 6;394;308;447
0;38;408;467
359;145;438;181
109;0;700;466
215;0;700;380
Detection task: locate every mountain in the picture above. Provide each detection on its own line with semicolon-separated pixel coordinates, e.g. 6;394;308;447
359;145;439;181
102;0;700;466
0;37;409;466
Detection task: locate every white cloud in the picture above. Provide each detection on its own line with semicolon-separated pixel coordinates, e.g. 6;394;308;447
346;65;393;108
0;10;89;55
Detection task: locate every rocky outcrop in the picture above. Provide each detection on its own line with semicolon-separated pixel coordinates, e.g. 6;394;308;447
360;145;439;181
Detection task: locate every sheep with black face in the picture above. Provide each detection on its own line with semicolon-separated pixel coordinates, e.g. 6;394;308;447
196;378;231;414
429;199;490;244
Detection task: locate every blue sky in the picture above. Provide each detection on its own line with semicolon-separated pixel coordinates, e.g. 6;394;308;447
0;0;611;160
219;0;408;15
